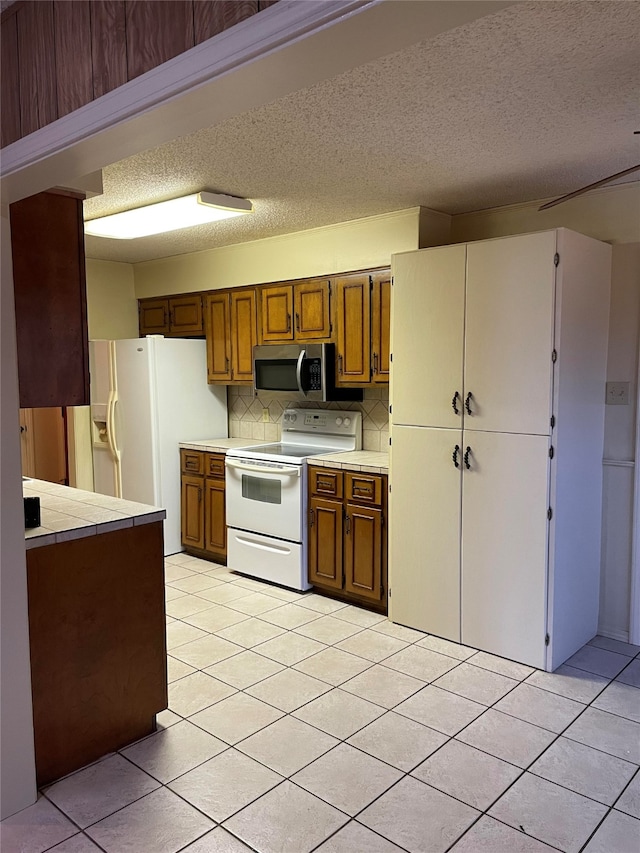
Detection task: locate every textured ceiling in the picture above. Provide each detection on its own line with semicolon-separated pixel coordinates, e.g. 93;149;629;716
83;0;640;264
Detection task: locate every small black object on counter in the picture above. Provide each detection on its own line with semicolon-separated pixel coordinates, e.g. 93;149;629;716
24;496;41;528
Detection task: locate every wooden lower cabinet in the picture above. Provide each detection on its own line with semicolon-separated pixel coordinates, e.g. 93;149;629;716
308;465;387;611
180;449;227;562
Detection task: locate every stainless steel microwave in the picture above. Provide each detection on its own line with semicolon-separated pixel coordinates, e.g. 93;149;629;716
253;343;363;402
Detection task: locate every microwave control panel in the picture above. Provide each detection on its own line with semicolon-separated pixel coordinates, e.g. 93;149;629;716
307;358;322;391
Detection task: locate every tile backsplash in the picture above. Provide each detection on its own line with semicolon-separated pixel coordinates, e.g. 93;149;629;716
228;387;389;451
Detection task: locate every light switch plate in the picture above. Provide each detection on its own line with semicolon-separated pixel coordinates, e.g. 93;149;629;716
605;381;630;405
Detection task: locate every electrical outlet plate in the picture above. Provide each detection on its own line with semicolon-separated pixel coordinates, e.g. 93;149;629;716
605;381;630;405
262;407;270;422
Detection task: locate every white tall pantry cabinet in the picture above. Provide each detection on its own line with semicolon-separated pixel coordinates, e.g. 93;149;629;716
389;229;611;671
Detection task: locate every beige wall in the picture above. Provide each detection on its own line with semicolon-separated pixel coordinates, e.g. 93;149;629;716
452;183;640;641
133;207;437;297
86;258;138;340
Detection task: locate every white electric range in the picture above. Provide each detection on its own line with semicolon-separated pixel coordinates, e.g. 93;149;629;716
225;408;362;590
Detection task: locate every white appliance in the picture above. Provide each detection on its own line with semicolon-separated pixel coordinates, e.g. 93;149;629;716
89;336;227;555
225;408;362;591
389;229;611;671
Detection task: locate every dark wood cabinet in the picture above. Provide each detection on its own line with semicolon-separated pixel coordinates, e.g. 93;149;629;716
10;190;90;409
139;293;204;337
180;449;227;562
231;288;258;383
260;284;294;342
205;291;232;381
308;465;387;611
259;279;332;344
205;288;256;385
335;273;372;385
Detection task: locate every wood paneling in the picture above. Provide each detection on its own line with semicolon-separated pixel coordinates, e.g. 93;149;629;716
17;0;57;135
91;1;127;99
54;1;93;117
1;12;21;146
126;0;195;81
10;191;90;409
194;0;258;44
27;522;167;786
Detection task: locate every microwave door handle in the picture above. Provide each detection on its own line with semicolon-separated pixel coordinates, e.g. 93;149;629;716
296;349;307;396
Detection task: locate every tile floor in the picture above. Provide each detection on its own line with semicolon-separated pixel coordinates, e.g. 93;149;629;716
3;554;640;853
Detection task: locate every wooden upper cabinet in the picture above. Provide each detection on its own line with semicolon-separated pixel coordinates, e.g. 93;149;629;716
230;289;257;383
139;299;170;336
371;271;391;383
294;279;332;341
260;284;293;342
169;295;204;335
205;292;232;382
10;191;90;409
335;273;372;384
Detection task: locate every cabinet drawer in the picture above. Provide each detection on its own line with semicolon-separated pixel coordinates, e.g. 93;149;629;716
206;452;225;479
309;466;343;499
345;472;383;506
181;449;204;475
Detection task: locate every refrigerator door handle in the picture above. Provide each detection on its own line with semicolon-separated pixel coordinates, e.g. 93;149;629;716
107;394;123;497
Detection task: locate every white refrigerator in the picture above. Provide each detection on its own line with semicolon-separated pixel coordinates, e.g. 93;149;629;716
89;336;227;556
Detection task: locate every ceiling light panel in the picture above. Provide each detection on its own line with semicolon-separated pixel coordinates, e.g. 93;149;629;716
84;192;253;239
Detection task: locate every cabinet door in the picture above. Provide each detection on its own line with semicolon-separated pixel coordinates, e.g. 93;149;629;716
464;232;556;436
260;284;293;342
335;274;371;384
344;503;383;601
204;477;226;558
392;246;466;429
294;279;331;341
169;295;204;336
371;272;391;383
389;425;462;640
231;289;257;383
139;298;170;336
205;292;232;382
308;496;343;589
461;430;549;669
181;475;204;550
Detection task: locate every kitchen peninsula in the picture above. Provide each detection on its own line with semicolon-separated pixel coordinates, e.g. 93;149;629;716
23;479;167;787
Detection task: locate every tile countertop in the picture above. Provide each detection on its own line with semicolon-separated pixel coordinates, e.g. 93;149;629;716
23;479;165;550
306;450;389;474
179;438;271;453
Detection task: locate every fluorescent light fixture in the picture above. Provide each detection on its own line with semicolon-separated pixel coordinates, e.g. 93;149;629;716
84;192;253;239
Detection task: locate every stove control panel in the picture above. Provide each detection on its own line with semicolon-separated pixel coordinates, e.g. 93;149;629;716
282;407;362;439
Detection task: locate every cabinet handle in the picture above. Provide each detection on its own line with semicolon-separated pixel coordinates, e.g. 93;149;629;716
163;310;168;326
225;357;230;371
287;313;291;332
309;508;315;527
198;486;202;502
373;352;378;374
464;446;472;470
452;392;461;415
170;309;175;327
338;354;343;375
452;445;460;469
465;392;473;415
296;312;300;331
345;513;351;535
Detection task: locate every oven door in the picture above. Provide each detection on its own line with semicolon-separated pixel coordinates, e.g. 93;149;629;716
225;457;304;542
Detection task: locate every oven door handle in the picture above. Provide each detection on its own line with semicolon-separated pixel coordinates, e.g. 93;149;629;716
225;458;301;477
296;349;306;396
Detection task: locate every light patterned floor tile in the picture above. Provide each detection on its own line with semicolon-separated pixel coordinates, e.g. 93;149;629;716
47;834;104;852
359;776;479;853
253;631;327;665
121;720;227;783
564;706;640;763
336;629;409;662
489;772;608;853
371;621;426;642
167;671;236;717
294;615;363;645
617;658;640;688
165;621;207;651
223;781;348;853
615;770;640;819
588;635;640;657
168;749;282;822
183;606;248;633
333;606;387;629
493;682;585;732
0;795;77;853
526;663;609;704
341;664;424;708
394;684;486;735
592;680;640;722
292;743;402;816
181;827;253;852
315;821;404;852
293;687;385;739
189;692;284;744
382;645;459;682
43;754;160;828
237;716;338;776
214;617;285;648
165;595;214;619
168;634;243;669
467;650;534;680
167;574;221;594
296;594;350;614
85;787;214;853
245;667;331;712
566;645;630;679
156;709;182;730
415;635;477;660
450;816;558;852
166;656;196;683
164;564;197;582
433;662;518;705
225;592;284;615
457;709;556;768
412;739;521;810
204;649;284;689
530;736;637;806
164;586;187;602
583;810;640;853
348;711;448;772
260;603;323;629
190;584;253;605
293;646;373;686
